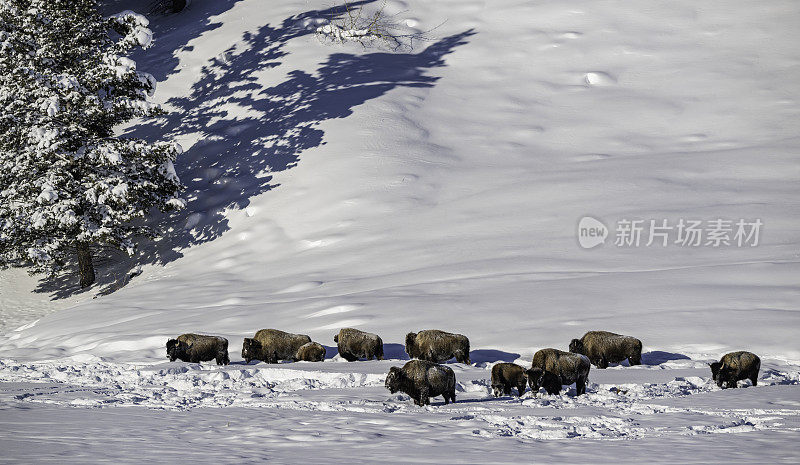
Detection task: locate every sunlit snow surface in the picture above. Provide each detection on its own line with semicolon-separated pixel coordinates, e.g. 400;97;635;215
1;0;799;461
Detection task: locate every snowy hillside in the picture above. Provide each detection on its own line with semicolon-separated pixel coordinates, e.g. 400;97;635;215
1;0;799;462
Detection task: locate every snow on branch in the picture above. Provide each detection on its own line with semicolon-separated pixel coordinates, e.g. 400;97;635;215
315;1;443;51
108;10;154;50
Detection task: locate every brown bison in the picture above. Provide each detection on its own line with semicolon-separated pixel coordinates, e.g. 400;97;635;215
334;328;384;361
241;329;311;363
385;360;457;406
569;331;642;368
710;351;760;388
166;334;229;365
490;363;527;397
405;330;470;364
531;348;591;395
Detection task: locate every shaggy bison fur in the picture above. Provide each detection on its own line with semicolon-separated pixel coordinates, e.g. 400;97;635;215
405;330;471;364
334;328;384;361
531;348;591;395
241;329;311;363
166;334;229;365
710;351;761;388
525;367;562;395
295;342;326;362
385;359;456;406
491;363;527;397
569;331;643;368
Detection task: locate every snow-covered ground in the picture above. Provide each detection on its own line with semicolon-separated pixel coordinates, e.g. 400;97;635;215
1;356;799;462
1;0;799;461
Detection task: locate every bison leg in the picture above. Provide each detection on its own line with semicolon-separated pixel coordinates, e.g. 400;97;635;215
419;386;430;406
598;356;609;369
517;382;527;397
629;355;642;366
750;375;758;386
504;384;512;396
576;378;586;395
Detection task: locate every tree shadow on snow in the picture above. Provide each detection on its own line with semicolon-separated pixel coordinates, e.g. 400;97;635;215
33;3;474;298
103;0;248;82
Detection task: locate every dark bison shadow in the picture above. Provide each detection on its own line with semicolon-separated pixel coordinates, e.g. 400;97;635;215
323;345;339;360
450;397;511;406
641;351;691;366
227;360;251;366
32;2;475;299
382;344;411;361
470;349;521;364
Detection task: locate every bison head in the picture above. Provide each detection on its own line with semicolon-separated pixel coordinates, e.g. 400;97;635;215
491;383;504;397
716;365;737;388
568;338;584;355
385;366;403;393
525;368;545;392
709;361;722;382
404;332;418;358
241;337;261;363
166;338;189;362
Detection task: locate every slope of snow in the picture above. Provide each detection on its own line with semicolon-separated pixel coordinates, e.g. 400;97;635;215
1;0;799;461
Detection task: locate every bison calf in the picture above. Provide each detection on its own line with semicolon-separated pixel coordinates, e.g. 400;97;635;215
296;342;326;362
710;351;760;389
334;328;384;361
531;348;591;395
405;330;471;364
242;329;311;363
166;334;229;365
569;330;642;368
491;363;527;397
385;360;456;406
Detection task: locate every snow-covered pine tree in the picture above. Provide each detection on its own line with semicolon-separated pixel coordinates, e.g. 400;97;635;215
0;0;184;288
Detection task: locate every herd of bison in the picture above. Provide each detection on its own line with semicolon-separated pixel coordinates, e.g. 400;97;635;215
165;328;762;407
